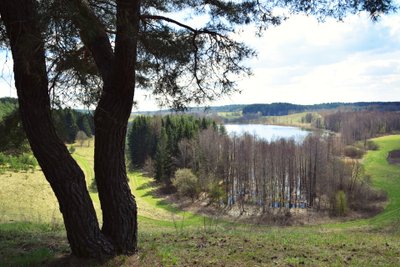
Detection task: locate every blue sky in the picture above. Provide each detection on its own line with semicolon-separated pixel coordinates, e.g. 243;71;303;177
1;11;400;111
137;11;400;110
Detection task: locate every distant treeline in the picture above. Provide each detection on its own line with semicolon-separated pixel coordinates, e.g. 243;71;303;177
321;110;400;145
243;102;400;116
127;115;223;186
0;98;94;154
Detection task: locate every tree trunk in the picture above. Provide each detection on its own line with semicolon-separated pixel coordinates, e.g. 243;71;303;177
94;96;137;254
93;0;140;254
0;0;114;258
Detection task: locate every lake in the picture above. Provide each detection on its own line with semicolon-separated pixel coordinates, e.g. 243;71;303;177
224;124;310;142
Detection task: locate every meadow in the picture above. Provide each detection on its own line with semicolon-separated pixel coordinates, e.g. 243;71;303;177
0;135;399;266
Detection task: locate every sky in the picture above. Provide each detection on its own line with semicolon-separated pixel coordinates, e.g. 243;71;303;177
1;11;400;111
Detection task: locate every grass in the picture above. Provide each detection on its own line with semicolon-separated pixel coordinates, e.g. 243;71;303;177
219;111;322;129
258;112;322;129
1;136;400;266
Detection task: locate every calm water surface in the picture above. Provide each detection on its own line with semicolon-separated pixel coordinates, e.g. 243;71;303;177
224;124;310;142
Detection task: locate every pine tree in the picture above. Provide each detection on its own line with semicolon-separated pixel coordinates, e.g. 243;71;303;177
155;128;172;187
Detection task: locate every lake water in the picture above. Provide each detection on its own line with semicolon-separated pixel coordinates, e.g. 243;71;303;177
224;124;310;142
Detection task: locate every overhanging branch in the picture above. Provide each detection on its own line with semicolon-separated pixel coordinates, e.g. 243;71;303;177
140;14;225;37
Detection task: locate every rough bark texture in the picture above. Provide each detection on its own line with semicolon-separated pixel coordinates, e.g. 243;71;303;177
0;0;114;258
93;0;140;253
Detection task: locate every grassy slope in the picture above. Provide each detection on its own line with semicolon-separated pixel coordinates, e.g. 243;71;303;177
1;136;400;266
219;111;321;129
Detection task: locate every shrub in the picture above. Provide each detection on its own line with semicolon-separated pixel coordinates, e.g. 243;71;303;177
75;130;88;147
366;141;379;151
69;146;76;154
344;146;364;159
0;153;37;172
208;182;226;206
334;190;348;216
89;178;98;193
172;168;199;201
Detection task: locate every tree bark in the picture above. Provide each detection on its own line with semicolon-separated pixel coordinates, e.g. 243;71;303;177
93;0;140;253
0;0;114;258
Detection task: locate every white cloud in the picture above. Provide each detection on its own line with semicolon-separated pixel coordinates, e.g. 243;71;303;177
209;12;400;107
2;12;400;110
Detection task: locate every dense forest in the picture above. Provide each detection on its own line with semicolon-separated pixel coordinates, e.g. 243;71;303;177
243;102;400;116
0;97;94;154
127;115;223;188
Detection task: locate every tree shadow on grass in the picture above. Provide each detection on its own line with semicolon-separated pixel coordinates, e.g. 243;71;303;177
0;222;141;267
46;254;140;267
136;180;157;191
0;222;68;266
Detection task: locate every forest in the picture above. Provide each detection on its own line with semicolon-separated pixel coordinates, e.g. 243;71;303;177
128;110;395;217
0;97;94;153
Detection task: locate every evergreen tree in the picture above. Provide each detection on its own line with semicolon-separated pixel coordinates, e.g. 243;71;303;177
128;116;153;168
0;110;28;154
65;110;79;143
77;115;92;138
154;128;172;187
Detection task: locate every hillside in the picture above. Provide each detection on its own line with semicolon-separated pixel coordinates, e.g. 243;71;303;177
0;136;400;266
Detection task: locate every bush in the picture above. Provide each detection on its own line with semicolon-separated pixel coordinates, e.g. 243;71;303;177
172;168;199;201
89;178;98;193
366;141;379;151
208;182;226;206
0;152;37;172
334;190;348;216
69;146;76;154
344;146;365;159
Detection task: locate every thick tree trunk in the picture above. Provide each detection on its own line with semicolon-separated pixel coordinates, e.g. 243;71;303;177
0;0;114;258
93;0;140;253
94;96;137;253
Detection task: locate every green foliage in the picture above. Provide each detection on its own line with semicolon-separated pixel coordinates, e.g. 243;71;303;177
76;115;93;137
0;152;37;172
51;109;95;144
208;182;226;205
0;110;29;154
128;114;219;186
128;116;158;168
366;140;379;151
155;128;173;186
334;190;348;216
173;168;199;200
69;146;76;154
0;106;94;152
0;97;18;120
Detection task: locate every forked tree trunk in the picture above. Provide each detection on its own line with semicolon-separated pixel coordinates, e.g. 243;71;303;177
0;0;114;258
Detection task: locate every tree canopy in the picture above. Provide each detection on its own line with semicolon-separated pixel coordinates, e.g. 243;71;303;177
2;0;395;109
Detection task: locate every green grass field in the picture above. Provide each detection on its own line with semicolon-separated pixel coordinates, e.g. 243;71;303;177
1;136;400;266
219;111;321;129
